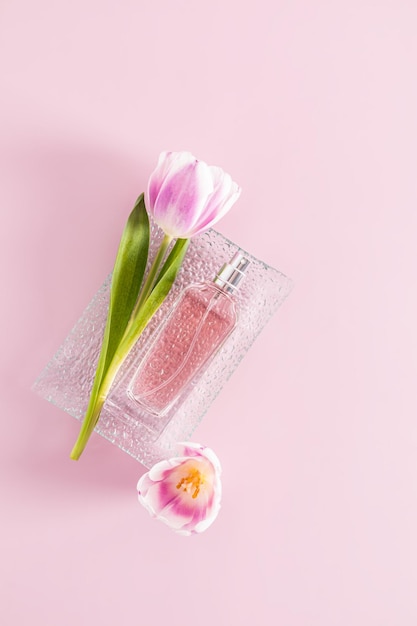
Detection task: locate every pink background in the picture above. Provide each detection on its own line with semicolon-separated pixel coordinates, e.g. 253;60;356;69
1;1;417;624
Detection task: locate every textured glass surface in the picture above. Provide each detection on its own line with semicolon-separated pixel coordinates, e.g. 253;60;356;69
33;224;293;468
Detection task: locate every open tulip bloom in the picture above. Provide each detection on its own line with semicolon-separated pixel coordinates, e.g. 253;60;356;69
137;443;222;535
70;152;241;460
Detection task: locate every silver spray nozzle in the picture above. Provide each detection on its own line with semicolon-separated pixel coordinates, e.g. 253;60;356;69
213;252;250;293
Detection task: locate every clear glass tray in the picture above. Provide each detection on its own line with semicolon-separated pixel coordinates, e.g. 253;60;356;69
33;224;293;468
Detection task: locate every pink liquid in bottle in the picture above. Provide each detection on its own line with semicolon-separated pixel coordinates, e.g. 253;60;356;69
127;253;249;416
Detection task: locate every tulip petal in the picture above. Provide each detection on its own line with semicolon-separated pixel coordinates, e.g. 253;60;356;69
158;497;196;529
147;151;195;211
152;161;214;238
147;456;185;482
179;442;205;457
189;166;241;237
180;488;220;534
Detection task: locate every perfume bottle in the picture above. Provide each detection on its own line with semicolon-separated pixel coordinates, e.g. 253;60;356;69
127;252;250;417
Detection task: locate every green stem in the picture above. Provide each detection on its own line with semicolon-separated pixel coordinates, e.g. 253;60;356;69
69;234;174;461
69;396;105;460
129;234;172;323
69;345;131;460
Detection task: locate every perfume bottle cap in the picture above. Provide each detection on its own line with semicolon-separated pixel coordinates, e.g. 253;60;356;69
213;252;250;293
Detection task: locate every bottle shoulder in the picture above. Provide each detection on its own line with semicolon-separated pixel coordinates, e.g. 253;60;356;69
183;281;234;300
181;282;237;314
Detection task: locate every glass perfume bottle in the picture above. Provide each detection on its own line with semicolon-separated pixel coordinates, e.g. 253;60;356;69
127;252;250;417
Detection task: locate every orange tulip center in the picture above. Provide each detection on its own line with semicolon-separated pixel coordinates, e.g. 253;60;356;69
176;467;203;499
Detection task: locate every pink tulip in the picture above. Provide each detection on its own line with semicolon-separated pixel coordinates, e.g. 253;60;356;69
137;442;222;535
146;151;241;239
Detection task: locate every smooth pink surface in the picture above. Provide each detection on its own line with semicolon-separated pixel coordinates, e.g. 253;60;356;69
1;1;417;624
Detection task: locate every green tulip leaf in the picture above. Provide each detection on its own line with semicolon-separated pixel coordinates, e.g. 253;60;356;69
70;194;149;459
103;193;150;371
